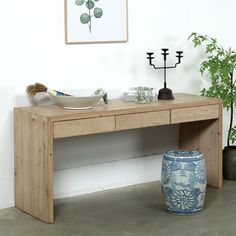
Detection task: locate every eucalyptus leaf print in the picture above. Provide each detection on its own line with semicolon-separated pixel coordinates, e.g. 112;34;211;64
76;0;85;5
80;13;90;24
86;0;95;9
94;8;103;18
75;0;103;33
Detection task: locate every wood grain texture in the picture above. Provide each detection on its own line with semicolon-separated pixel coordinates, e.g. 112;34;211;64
54;116;115;139
171;104;219;124
14;109;54;223
179;104;222;188
16;94;221;122
116;111;170;131
14;94;223;223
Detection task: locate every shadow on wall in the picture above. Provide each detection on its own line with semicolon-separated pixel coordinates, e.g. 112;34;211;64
54;124;179;170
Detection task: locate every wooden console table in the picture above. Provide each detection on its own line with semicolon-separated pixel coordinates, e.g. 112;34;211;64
14;93;222;223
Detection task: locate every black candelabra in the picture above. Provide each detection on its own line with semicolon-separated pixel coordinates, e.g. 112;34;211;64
147;49;183;100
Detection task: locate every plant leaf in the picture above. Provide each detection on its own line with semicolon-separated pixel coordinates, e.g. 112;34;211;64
80;13;90;24
94;7;103;18
76;0;85;6
86;0;95;9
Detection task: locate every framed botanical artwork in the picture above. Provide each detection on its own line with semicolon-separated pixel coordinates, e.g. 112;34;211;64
64;0;128;44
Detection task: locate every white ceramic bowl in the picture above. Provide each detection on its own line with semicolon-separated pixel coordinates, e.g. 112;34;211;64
50;90;105;109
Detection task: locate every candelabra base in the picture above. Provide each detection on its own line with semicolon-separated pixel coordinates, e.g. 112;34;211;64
158;87;174;100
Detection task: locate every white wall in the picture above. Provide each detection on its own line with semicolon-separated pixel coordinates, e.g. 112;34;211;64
0;0;236;209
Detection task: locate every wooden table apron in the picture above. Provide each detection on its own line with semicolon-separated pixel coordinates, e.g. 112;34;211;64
14;94;223;223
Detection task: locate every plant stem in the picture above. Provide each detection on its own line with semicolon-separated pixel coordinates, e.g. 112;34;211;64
227;72;234;147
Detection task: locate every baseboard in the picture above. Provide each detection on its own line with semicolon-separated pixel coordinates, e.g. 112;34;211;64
54;154;162;199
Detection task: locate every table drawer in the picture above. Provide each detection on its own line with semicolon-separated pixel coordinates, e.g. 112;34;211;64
171;104;219;124
53;116;115;138
116;110;170;131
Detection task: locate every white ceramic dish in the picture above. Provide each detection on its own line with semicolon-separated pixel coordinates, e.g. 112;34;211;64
50;90;105;109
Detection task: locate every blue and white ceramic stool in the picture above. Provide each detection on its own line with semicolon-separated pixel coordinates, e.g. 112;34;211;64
161;150;207;215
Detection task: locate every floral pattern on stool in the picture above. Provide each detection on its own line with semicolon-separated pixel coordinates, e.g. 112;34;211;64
161;150;207;215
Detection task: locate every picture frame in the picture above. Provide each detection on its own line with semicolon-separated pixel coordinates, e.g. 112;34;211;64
64;0;128;44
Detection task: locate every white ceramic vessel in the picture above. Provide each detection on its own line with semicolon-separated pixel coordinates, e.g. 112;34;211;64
50;90;105;109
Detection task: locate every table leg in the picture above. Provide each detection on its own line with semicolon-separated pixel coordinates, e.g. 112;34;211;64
14;109;54;223
179;118;222;188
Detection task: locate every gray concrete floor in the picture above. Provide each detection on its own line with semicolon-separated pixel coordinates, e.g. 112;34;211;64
0;181;236;236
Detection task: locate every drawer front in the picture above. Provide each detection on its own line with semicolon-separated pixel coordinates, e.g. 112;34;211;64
171;105;219;124
54;116;115;138
116;110;170;131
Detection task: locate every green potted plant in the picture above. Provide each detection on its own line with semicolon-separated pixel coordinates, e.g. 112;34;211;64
188;32;236;180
